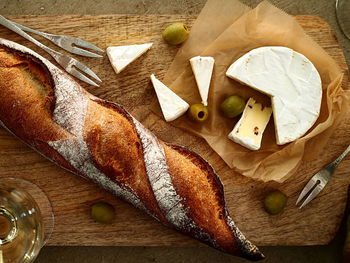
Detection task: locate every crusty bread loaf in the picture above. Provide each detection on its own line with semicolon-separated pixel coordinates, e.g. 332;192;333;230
0;38;263;261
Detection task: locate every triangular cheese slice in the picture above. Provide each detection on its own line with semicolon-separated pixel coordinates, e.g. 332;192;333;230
190;56;215;106
150;74;189;122
107;43;153;74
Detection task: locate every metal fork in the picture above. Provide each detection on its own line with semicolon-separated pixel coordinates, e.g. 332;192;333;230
0;15;101;87
296;144;350;209
11;20;103;58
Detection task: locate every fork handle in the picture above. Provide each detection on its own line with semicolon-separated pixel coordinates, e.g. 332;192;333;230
11;21;56;42
0;16;60;57
326;144;350;172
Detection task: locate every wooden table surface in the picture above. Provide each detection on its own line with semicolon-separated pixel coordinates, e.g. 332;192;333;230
0;14;349;247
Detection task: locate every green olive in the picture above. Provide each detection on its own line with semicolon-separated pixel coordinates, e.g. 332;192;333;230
220;95;245;118
263;190;288;215
91;202;115;224
162;23;189;45
188;104;209;122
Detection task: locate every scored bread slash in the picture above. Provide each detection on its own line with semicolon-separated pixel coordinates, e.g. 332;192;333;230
190;56;215;106
106;43;153;74
0;38;265;261
150;74;189;122
228;98;272;151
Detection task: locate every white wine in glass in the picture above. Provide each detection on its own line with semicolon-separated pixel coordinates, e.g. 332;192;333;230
336;0;350;40
0;178;54;263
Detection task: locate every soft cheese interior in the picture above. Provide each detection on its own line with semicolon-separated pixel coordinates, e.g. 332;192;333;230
226;46;322;146
228;98;272;150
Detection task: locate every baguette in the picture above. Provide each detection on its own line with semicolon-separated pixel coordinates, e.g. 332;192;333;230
0;38;264;261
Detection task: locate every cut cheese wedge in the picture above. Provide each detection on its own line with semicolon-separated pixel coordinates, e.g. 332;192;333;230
228;98;272;150
190;56;215;106
150;74;189;122
107;43;153;74
226;46;322;145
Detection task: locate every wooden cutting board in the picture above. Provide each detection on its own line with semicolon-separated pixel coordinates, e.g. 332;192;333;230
0;15;349;247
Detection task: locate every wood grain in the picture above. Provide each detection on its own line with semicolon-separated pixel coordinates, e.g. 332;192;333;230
0;15;349;246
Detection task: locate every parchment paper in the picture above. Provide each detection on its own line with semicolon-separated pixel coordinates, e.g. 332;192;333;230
163;0;251;84
152;0;350;182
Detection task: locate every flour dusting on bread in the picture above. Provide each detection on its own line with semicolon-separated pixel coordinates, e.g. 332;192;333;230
0;38;264;261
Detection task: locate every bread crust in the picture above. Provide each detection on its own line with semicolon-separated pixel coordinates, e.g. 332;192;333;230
0;39;263;261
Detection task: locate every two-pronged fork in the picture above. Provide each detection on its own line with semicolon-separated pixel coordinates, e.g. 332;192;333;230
11;20;104;58
0;15;102;87
296;144;350;209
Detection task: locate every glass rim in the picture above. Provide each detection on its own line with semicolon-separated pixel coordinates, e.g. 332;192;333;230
335;0;350;40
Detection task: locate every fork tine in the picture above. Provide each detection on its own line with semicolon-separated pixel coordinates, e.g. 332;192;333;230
73;38;104;53
69;46;103;58
298;183;326;209
69;67;99;87
296;175;319;205
73;60;102;82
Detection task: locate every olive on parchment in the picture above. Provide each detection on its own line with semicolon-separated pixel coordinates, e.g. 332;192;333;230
220;95;245;118
188;103;209;122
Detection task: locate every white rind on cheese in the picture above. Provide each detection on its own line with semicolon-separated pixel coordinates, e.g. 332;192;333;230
228;98;272;150
107;43;153;74
190;56;215;106
150;74;189;122
226;46;322;145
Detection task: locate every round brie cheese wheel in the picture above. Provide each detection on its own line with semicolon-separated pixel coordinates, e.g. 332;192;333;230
226;46;322;145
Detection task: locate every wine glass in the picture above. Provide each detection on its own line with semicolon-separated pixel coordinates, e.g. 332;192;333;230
336;0;350;40
0;178;54;263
